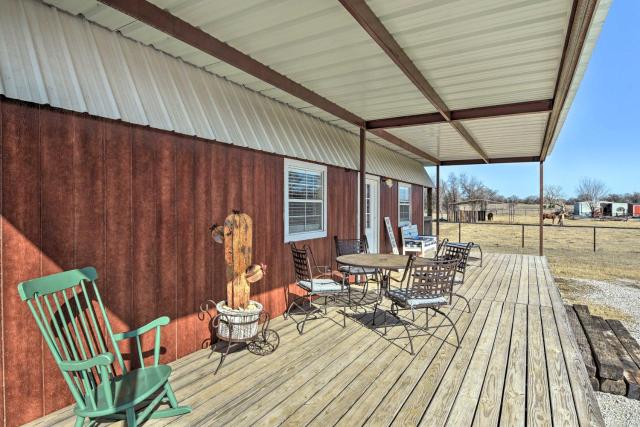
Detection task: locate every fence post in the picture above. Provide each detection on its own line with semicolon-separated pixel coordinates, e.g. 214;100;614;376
521;224;525;248
458;221;461;242
593;227;596;252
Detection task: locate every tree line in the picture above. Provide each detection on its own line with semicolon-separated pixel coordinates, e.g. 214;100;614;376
438;173;640;211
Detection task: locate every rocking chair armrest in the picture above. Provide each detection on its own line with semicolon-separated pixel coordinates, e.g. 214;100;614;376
59;352;114;372
113;316;171;341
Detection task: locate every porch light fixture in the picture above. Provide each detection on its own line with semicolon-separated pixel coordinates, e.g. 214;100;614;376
384;178;393;188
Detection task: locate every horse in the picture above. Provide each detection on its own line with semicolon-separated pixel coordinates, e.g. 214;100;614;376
487;212;494;221
542;212;558;224
542;208;567;226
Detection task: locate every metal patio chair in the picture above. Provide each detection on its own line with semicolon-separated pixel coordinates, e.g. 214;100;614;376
17;267;191;427
334;235;380;305
436;242;473;312
374;256;461;355
285;243;348;334
435;238;449;258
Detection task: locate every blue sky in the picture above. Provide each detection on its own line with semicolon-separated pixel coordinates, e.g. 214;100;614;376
426;0;638;198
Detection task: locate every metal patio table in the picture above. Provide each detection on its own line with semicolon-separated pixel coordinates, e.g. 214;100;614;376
336;254;431;298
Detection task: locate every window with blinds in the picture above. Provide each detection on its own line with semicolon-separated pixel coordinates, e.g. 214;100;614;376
284;159;327;242
398;183;412;226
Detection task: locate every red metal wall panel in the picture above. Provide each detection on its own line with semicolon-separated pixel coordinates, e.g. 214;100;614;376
0;98;422;425
1;99;44;425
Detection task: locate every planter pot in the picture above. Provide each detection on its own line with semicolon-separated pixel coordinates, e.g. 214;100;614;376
216;300;263;341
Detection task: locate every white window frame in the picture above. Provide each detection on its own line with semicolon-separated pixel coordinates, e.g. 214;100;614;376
284;158;328;242
398;183;412;227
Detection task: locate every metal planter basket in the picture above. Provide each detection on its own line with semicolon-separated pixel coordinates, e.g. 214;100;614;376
215;300;263;341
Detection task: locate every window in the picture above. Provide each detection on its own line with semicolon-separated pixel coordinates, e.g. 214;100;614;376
284;159;327;242
398;183;412;226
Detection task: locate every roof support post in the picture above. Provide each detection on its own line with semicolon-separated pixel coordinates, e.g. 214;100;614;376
359;128;366;239
539;161;544;256
436;165;440;238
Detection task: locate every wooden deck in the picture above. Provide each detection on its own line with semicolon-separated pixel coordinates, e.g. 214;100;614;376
27;254;603;427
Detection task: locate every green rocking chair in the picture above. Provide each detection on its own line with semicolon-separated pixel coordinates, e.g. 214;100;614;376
18;267;191;426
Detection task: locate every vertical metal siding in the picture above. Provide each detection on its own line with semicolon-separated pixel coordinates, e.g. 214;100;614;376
0;0;431;187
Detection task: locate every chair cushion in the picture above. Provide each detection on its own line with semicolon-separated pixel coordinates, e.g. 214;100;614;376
387;289;447;308
338;265;377;275
298;278;344;293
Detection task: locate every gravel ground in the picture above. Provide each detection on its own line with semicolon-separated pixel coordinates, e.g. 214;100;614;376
596;392;640;427
558;277;640;426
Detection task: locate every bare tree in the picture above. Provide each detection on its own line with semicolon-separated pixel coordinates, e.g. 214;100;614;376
440;173;460;212
576;178;608;217
544;185;564;208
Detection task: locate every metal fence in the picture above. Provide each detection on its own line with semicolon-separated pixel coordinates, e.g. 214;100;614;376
425;219;640;253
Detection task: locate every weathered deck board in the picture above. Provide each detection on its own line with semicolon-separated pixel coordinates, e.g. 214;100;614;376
25;253;604;427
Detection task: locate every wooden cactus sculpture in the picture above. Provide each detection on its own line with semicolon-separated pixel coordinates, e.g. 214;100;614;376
211;211;265;310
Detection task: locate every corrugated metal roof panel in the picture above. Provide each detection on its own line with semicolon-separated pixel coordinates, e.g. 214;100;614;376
367;0;572;110
0;0;48;104
91;25;149;126
57;0;439;120
389;124;479;161
23;0;87;112
463;113;549;158
1;0;431;187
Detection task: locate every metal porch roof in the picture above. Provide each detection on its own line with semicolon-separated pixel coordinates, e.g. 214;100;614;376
10;0;613;166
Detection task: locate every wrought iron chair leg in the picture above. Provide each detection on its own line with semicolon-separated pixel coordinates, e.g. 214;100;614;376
453;292;471;312
298;312;312;334
284;295;307;319
383;310;388;335
479;246;483;267
432;307;461;347
388;308;413;354
373;302;379;326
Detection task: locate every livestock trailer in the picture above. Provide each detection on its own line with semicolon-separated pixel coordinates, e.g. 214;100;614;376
602;202;628;217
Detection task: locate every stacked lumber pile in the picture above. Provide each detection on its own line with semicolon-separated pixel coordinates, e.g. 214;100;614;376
565;304;640;398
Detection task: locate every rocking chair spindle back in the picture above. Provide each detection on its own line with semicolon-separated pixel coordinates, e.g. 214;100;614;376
18;267;190;426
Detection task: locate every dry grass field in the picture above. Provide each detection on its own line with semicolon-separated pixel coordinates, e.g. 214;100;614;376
437;213;640;281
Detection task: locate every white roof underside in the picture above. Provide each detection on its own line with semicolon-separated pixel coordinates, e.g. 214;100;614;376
0;0;432;187
5;0;611;167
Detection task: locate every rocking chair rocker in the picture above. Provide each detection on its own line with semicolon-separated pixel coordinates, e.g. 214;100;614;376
18;267;191;426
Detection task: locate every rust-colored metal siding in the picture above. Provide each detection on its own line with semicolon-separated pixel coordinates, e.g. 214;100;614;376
0;97;404;426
